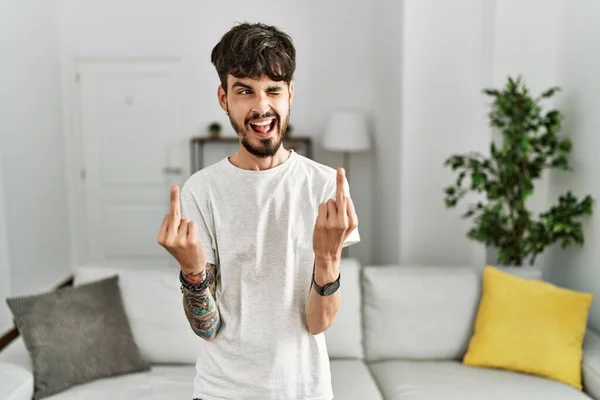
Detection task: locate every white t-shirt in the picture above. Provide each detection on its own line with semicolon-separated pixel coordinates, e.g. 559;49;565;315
180;149;360;400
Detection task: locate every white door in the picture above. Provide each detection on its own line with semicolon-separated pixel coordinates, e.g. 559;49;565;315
77;58;183;266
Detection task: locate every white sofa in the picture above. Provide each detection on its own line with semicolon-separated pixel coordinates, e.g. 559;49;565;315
1;259;600;399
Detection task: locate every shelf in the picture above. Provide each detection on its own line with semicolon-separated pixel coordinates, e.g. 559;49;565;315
189;135;313;172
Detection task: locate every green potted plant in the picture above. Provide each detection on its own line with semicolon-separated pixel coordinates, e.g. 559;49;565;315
443;76;594;267
208;121;222;139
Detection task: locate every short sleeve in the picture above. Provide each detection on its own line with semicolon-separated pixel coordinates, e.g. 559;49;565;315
180;184;217;265
325;174;361;249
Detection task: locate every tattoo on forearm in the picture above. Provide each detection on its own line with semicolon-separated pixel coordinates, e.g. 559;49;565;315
183;263;221;340
184;269;205;284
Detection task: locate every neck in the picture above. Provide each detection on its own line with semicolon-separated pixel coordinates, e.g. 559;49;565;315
229;145;291;171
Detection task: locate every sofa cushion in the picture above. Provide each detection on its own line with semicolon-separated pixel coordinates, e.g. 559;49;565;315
74;264;203;365
368;360;592;399
330;360;382;400
41;365;195;400
583;330;600;400
0;362;33;400
363;265;481;361
463;266;593;390
324;258;363;359
0;337;31;371
6;276;150;399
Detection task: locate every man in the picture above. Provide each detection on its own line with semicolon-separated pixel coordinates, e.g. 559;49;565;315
157;22;360;400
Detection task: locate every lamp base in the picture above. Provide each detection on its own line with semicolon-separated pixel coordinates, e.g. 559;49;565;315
343;152;350;181
342;151;350;259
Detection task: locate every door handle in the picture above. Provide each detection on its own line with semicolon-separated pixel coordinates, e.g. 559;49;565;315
163;166;183;175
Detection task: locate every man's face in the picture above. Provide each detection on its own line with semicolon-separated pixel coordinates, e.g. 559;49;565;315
218;75;294;158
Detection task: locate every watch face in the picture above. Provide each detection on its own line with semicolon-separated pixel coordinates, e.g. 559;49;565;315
323;281;340;296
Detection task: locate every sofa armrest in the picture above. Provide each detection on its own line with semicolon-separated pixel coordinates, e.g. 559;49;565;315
583;329;600;399
0;362;33;400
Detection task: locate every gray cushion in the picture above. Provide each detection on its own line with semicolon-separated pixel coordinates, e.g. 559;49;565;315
368;360;592;400
324;258;364;359
6;275;150;399
363;265;481;362
330;360;383;400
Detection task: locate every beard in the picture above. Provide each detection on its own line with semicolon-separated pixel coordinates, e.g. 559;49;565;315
229;110;290;158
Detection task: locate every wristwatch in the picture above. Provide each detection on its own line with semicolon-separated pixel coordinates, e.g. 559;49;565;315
179;270;211;293
312;271;341;296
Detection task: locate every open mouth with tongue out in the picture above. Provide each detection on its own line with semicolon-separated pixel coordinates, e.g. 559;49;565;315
249;118;277;138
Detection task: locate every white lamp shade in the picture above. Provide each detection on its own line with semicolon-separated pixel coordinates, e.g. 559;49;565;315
322;111;371;152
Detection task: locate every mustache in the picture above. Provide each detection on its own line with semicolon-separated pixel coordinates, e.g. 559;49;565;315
245;112;279;126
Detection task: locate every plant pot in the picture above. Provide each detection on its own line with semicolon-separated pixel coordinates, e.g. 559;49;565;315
488;264;543;280
208;129;221;139
484;247;543;280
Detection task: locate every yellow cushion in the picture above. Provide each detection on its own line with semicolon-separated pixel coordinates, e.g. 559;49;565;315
463;265;593;389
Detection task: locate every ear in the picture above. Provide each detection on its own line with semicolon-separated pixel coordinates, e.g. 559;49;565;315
218;84;228;113
288;81;295;108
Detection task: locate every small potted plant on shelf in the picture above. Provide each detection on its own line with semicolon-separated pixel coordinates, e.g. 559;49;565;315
208;122;222;139
442;75;594;267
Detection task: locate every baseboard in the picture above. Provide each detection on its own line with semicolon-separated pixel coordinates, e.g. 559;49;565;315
0;274;75;352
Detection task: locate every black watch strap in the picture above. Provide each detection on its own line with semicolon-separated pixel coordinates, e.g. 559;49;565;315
179;270;211;293
312;271;341;296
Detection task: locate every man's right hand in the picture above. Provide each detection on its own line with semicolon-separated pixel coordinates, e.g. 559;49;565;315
157;185;206;276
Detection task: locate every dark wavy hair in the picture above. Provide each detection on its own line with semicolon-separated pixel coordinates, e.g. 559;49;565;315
211;22;296;92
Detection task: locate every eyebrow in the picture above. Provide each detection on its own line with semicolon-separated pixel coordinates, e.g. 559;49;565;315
232;81;253;90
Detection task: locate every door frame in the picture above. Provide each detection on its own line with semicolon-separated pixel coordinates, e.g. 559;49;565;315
62;55;183;268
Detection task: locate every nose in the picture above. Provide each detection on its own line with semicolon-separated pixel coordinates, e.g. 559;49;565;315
251;92;271;116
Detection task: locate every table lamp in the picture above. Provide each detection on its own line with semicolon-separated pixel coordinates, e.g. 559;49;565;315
322;111;371;257
322;111;371;180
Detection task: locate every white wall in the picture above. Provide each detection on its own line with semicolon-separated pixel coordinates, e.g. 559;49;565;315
544;0;600;331
376;0;567;268
303;0;375;264
56;0;375;266
0;0;72;301
392;0;600;330
487;0;561;267
371;0;403;265
0;150;11;332
395;0;492;266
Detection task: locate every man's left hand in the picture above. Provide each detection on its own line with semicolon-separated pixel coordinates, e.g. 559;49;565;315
312;168;358;264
